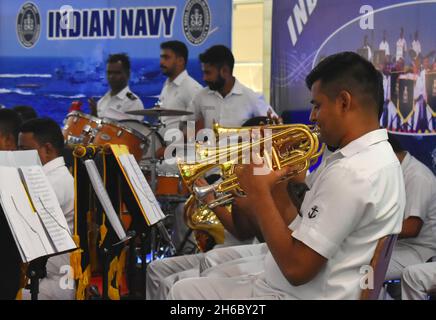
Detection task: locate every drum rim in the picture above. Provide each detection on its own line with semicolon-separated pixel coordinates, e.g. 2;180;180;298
118;119;166;146
99;117;149;141
66;111;102;122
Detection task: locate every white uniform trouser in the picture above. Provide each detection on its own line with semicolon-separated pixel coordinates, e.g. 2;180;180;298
402;262;436;300
146;253;203;300
200;243;268;277
168;272;296;300
386;242;436;280
146;243;266;300
22;253;75;300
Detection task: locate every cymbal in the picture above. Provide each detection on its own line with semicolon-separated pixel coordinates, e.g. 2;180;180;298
126;107;193;117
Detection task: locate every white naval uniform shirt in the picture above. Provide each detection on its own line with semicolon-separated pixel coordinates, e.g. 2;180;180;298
264;129;405;299
97;86;144;121
412;40;422;57
188;79;272;129
396;152;436;261
158;70;202;137
379;40;390;56
396;38;407;61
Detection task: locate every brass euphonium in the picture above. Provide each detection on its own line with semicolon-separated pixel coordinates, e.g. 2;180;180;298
179;122;325;251
179;122;325;207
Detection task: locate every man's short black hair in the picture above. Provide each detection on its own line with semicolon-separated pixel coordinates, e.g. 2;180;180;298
12;105;38;122
199;45;235;72
306;51;384;118
0;109;22;143
107;53;131;74
161;40;188;65
20;118;64;154
387;132;405;153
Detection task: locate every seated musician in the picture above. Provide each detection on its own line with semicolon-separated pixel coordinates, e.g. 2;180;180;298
146;116;276;300
168;52;405;300
18;118;75;300
88;53;144;122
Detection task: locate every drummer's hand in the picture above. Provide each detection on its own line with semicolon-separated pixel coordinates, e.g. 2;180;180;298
194;178;216;204
267;108;283;125
88;97;97;116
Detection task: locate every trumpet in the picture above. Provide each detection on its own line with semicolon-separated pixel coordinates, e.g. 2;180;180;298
178;123;325;209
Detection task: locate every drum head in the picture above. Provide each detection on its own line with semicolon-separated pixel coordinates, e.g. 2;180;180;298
66;111;102;122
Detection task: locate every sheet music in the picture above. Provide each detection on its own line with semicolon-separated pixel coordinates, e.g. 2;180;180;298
83;159;127;241
0;167;53;262
0;150;41;167
118;154;165;225
19;166;76;253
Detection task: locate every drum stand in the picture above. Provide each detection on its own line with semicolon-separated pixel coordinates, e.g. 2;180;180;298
147;120;162;193
143;120;176;261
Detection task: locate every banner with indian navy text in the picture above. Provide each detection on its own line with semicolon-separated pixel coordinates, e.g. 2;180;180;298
0;0;231;124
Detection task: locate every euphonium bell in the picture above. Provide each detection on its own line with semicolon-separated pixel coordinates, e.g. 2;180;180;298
184;195;228;252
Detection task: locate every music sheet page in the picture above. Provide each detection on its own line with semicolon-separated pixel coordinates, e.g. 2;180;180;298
19;166;76;254
0;167;54;262
118;154;165;225
83;159;127;241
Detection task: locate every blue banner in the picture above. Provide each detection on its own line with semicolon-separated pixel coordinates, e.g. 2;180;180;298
0;0;231;124
272;0;436;173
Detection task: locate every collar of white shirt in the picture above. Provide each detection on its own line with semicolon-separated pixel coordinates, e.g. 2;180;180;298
400;151;411;170
207;78;244;98
166;69;188;87
43;156;66;176
112;86;130;100
326;129;388;165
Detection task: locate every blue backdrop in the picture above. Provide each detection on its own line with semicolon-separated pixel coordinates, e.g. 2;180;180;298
0;0;231;124
272;0;436;173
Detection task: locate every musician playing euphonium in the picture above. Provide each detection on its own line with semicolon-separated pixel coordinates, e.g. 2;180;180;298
168;52;405;300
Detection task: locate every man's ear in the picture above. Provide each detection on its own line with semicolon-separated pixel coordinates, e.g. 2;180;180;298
221;65;230;78
337;90;352;112
43;142;56;157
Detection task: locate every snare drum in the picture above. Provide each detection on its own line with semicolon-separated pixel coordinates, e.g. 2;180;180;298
62;111;102;145
93;118;147;161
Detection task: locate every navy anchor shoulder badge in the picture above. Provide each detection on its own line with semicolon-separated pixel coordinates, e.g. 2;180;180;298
307;205;319;219
183;0;211;45
126;92;137;101
17;2;41;48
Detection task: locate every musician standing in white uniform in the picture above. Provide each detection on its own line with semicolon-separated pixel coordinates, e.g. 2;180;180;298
168;52;405;300
379;30;390;57
89;53;144;122
396;27;407;62
18;118;75;300
188;45;273;130
157;40;202;138
155;40;202;254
